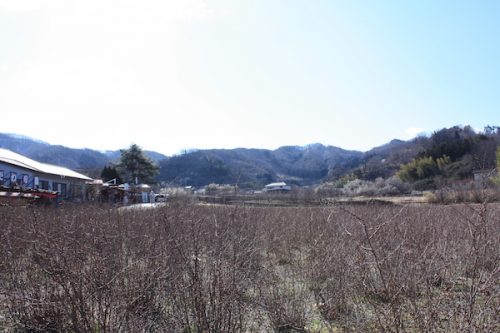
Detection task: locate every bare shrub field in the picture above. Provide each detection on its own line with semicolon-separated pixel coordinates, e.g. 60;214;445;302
0;202;498;332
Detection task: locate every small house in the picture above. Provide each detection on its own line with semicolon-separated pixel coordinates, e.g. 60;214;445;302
263;182;291;193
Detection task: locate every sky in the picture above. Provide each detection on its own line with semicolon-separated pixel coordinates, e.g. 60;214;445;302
0;0;499;155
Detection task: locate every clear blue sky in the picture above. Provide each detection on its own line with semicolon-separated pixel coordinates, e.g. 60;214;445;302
0;0;499;155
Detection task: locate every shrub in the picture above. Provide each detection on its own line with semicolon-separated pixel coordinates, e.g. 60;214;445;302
1;202;498;332
342;177;410;196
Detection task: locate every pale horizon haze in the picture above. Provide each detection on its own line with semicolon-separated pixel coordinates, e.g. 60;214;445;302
0;0;499;155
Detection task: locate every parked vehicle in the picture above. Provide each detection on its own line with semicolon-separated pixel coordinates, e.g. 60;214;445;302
154;194;168;202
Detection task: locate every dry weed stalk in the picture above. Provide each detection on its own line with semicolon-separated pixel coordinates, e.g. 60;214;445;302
0;201;498;332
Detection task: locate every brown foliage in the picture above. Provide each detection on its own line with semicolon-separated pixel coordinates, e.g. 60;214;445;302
0;202;498;332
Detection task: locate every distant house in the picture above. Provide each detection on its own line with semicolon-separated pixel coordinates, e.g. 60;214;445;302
0;148;92;200
263;182;291;193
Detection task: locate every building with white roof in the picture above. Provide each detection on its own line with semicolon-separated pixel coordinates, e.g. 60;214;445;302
263;182;291;193
0;148;92;200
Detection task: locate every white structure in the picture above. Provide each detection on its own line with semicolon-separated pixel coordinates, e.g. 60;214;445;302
263;182;291;193
0;148;92;200
473;169;496;188
136;184;151;203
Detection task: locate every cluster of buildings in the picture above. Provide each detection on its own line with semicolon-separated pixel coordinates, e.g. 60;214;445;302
0;148;294;205
0;148;157;205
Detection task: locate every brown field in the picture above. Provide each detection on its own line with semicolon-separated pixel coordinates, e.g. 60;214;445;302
0;201;498;332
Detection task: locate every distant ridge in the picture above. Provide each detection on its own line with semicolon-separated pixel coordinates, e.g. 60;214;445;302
2;125;498;188
0;133;167;178
158;144;363;188
3;133;50;145
0;132;365;185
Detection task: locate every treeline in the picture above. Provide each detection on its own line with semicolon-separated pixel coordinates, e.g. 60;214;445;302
3;125;499;190
319;126;500;194
157;146;361;189
396;126;500;189
91;125;500;192
156;125;500;190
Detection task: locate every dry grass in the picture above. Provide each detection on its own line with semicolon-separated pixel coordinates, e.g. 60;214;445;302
0;201;498;332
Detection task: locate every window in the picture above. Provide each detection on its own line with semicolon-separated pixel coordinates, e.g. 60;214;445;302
39;180;49;190
22;174;29;185
53;182;67;198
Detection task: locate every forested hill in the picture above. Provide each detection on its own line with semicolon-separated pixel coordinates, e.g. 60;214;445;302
0;133;363;187
158;144;363;188
2;125;499;188
158;126;500;188
0;133;167;177
392;126;500;189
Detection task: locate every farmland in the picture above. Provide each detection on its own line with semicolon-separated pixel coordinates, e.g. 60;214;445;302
0;201;498;332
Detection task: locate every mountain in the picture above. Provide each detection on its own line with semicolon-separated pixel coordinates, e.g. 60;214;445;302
2;125;498;188
103;150;166;163
348;138;428;180
346;126;500;189
158;126;500;189
0;132;364;187
158;144;363;188
0;133;108;170
0;133;167;177
0;133;51;156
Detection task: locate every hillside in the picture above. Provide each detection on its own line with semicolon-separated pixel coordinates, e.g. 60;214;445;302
158;145;363;188
2;125;499;188
0;133;167;177
346;138;428;180
393;126;500;189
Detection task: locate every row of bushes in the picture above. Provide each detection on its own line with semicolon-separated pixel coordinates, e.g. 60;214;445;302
316;175;500;204
425;188;500;204
315;176;411;197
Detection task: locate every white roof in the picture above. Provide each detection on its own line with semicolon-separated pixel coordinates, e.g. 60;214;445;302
265;182;288;188
0;148;92;181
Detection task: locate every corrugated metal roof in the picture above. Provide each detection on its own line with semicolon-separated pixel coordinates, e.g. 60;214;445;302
0;148;92;181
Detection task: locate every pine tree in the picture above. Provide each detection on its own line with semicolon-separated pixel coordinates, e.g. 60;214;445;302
100;165;123;183
117;144;159;184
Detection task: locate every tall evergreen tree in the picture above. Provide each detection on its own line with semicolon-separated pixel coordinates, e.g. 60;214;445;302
117;144;159;184
100;165;123;183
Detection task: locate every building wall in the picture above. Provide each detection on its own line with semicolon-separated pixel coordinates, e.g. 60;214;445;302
0;162;87;200
0;162;35;188
38;174;87;200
